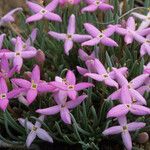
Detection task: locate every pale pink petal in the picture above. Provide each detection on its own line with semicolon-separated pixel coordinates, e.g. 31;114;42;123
128;122;146;131
45;0;59;11
26;13;43;23
98;3;114;11
64;40;73;55
60;107;71;124
67;90;77;100
36;128;53;143
107;104;128;118
75;82;93;91
66;70;76;85
81;5;98;13
73;34;92;43
103;126;122;135
67;95;87;109
48;31;66;41
26;1;43;13
84;73;104;81
81;38;100;46
36;105;60;115
31;65;40;83
84;23;100;37
67;14;75;34
26;131;36;148
44;12;62;22
121;131;132;150
26;89;38;104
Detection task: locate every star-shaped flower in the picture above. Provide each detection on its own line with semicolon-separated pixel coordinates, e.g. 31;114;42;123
108;70;149;105
48;14;92;55
84;59;119;88
11;65;53;104
0;36;37;72
18;115;53;148
26;0;62;23
103;116;145;150
0;8;22;26
11;28;38;51
36;94;87;124
107;85;150;118
115;17;150;45
81;23;118;47
50;70;93;100
81;0;113;13
132;11;150;30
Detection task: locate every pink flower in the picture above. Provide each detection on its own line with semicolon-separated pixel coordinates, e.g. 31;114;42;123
36;94;87;124
50;70;94;100
26;0;62;23
11;28;38;51
11;65;53;104
48;14;92;55
18;115;53;148
107;85;150;118
103;116;145;150
0;36;37;72
84;59;119;88
81;0;113;13
108;70;149;105
82;23;118;47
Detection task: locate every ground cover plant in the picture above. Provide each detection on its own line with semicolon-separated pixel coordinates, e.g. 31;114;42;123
0;0;150;149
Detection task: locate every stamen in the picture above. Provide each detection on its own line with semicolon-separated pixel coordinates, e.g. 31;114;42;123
67;34;72;39
122;126;128;131
67;85;74;90
32;126;37;131
0;93;6;99
15;52;21;56
40;9;47;15
102;74;109;78
31;81;38;89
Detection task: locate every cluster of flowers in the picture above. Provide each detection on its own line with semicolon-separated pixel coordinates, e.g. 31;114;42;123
0;0;149;149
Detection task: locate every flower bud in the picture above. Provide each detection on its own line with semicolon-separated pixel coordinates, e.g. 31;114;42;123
35;49;45;65
138;132;149;144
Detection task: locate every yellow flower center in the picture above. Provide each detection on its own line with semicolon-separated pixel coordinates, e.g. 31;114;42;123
31;81;38;89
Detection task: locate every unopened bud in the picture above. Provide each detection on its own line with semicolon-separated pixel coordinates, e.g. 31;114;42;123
138;132;149;144
35;49;45;65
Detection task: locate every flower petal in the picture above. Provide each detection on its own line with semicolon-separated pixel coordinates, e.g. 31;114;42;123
67;14;75;34
128;122;146;131
75;82;94;91
31;65;40;83
103;126;122;135
26;89;38;104
60;107;71;124
107;104;128;118
36;128;53;143
26;13;43;23
26;131;36;148
36;105;60;115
